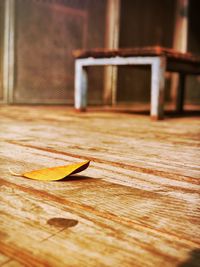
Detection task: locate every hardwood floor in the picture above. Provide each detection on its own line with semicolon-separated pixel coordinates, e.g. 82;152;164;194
0;105;200;267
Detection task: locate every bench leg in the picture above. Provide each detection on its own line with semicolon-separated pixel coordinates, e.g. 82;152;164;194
151;57;166;120
75;61;88;111
176;73;185;113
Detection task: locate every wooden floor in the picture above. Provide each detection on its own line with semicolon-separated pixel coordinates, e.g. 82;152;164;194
0;105;200;267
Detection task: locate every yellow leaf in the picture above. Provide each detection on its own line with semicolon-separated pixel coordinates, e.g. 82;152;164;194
10;160;90;181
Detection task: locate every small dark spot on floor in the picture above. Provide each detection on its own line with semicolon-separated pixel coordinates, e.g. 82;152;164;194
47;218;78;228
178;249;200;267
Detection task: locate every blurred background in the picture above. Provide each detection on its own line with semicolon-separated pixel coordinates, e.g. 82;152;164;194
0;0;199;107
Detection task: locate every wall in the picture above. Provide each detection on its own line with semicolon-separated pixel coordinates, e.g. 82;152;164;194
186;0;200;104
0;1;4;102
117;0;175;103
2;0;199;106
13;0;106;104
117;0;200;105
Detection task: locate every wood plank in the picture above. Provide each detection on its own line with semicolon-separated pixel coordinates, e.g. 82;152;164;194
1;260;24;267
73;46;200;64
0;176;198;266
0;105;200;266
2;179;187;266
0;253;10;265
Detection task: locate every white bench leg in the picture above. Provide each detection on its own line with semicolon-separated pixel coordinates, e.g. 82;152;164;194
75;60;88;111
151;57;166;120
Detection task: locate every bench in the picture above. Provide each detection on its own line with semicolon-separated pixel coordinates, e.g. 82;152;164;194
73;46;200;119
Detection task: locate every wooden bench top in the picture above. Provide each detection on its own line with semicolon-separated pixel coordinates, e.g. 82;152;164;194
73;46;200;64
73;46;200;74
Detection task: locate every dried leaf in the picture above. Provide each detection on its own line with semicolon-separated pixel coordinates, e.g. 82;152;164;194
10;160;90;181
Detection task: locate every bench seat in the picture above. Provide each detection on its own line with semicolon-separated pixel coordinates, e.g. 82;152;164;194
73;46;200;119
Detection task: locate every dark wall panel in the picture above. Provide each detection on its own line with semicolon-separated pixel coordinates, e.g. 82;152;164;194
118;0;200;105
85;0;107;104
119;0;175;48
117;0;175;103
187;0;200;104
14;0;106;104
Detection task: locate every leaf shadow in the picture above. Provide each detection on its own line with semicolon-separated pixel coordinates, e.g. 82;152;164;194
178;249;200;267
60;174;97;182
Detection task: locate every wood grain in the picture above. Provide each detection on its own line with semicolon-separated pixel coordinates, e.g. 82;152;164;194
73;46;200;64
0;105;200;267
